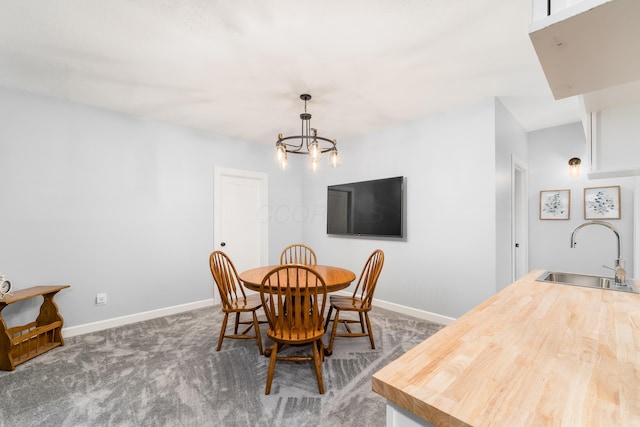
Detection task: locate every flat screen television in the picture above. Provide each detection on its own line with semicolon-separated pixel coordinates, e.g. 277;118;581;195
327;176;404;237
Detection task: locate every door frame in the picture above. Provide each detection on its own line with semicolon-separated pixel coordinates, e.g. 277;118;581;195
511;155;529;282
213;167;269;267
635;176;639;278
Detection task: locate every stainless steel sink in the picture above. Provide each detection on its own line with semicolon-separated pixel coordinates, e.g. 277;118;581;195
536;271;640;293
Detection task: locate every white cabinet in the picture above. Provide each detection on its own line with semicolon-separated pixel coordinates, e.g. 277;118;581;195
529;0;640;101
385;402;435;427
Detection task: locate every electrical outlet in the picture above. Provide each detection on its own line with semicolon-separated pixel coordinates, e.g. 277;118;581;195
96;293;107;305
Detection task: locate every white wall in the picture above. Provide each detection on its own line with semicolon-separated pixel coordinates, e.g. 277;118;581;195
2;88;595;330
0;88;302;328
495;99;528;290
528;122;636;277
300;99;503;319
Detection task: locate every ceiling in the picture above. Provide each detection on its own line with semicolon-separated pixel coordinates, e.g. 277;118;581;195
0;0;583;145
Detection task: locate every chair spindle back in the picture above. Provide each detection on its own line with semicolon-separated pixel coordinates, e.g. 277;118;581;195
352;249;384;309
210;250;247;309
260;265;327;340
280;244;317;266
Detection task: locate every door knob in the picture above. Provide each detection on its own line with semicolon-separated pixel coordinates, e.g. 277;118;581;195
221;242;226;247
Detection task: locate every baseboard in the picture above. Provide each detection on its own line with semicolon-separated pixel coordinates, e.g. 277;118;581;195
373;298;455;326
333;291;456;326
63;294;454;338
62;299;215;338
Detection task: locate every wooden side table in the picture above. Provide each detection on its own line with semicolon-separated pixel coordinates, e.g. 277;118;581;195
0;285;70;371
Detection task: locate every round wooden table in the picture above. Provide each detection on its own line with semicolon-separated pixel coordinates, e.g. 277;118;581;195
239;265;356;293
239;265;356;357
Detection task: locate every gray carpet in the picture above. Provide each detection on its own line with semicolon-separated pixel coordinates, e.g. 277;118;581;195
0;305;444;427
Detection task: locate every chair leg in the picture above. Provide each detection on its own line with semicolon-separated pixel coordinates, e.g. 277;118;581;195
358;312;366;333
364;312;375;349
234;312;240;334
324;305;334;330
217;313;229;351
312;338;324;394
252;311;263;355
326;309;341;355
265;341;279;395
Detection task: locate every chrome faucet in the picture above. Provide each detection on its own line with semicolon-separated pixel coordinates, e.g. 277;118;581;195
570;220;626;286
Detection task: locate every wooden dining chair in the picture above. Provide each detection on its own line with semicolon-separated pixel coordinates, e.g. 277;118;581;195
209;250;264;355
259;264;328;394
324;249;384;355
280;243;317;266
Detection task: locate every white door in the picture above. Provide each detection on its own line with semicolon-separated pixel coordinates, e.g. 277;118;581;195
512;156;529;281
214;168;268;277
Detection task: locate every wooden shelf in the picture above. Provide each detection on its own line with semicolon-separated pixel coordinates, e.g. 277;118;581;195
0;285;70;371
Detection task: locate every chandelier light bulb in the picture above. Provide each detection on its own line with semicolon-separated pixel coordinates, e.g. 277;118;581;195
309;139;320;160
329;147;339;167
275;141;286;162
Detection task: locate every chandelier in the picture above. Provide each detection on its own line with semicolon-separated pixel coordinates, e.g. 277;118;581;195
275;94;340;171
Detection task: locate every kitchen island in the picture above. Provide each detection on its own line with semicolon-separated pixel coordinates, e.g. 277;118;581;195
372;269;640;426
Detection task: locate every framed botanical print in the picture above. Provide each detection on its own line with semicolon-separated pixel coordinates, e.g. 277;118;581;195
540;189;570;220
584;186;620;219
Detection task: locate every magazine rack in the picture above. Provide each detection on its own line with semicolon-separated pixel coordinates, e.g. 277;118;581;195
0;285;70;371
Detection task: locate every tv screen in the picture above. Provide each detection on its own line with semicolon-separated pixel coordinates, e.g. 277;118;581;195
327;176;404;237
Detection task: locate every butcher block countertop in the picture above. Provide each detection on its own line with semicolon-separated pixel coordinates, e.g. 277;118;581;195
372;269;640;426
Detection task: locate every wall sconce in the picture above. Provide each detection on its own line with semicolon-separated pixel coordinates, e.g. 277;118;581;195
568;157;581;177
